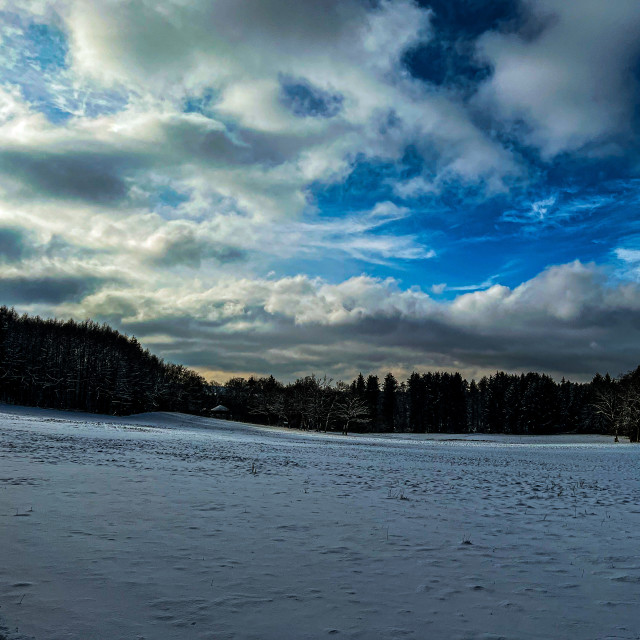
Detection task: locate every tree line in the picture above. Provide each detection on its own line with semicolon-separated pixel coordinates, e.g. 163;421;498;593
0;307;213;415
1;307;638;440
222;369;639;441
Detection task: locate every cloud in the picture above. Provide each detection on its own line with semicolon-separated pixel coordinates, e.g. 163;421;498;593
65;0;369;90
0;0;528;269
1;0;639;384
42;260;640;382
475;0;640;157
0;10;128;122
0;274;103;303
616;248;640;263
0;226;30;261
614;245;640;281
0;148;132;204
144;223;246;268
501;195;557;225
57;0;519;188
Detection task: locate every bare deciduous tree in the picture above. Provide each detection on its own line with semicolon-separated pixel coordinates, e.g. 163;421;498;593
335;385;370;435
592;386;621;439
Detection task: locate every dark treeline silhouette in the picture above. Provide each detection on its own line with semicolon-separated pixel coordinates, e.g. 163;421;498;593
1;307;638;440
0;307;212;415
223;369;640;442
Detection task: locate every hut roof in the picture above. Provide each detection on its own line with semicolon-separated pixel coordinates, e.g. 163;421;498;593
211;404;229;413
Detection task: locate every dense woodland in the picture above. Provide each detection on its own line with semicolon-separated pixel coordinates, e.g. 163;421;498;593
223;370;639;442
1;307;638;441
0;307;212;415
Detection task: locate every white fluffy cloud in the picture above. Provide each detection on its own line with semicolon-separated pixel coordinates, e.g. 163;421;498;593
475;0;640;157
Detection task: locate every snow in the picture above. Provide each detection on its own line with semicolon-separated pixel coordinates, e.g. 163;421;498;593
1;404;639;640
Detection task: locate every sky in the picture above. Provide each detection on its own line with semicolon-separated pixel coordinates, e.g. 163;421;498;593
1;0;640;383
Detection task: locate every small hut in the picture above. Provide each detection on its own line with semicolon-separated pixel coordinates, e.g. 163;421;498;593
210;404;231;419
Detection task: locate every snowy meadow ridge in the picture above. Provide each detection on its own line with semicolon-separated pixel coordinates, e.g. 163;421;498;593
1;405;639;640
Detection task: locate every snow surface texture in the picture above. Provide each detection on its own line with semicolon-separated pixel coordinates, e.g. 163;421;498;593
0;405;639;640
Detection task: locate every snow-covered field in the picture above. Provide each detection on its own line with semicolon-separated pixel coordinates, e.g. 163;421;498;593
1;405;639;640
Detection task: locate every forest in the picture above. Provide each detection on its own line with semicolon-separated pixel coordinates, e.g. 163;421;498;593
1;306;638;441
0;306;213;416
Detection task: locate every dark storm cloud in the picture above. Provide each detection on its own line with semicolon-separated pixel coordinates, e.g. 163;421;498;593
92;263;640;383
0;228;31;262
0;275;105;304
149;235;246;268
129;318;570;382
148;305;640;382
0;149;133;204
0;114;308;209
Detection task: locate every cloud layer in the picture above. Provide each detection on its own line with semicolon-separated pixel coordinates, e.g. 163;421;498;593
1;0;640;381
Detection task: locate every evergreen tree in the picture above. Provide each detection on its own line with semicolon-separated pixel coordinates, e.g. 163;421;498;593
0;306;212;416
351;372;366;396
382;372;397;432
365;374;380;430
408;372;426;432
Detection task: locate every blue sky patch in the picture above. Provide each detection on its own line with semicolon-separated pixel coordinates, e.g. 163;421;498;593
0;11;128;123
24;21;68;71
279;76;343;119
